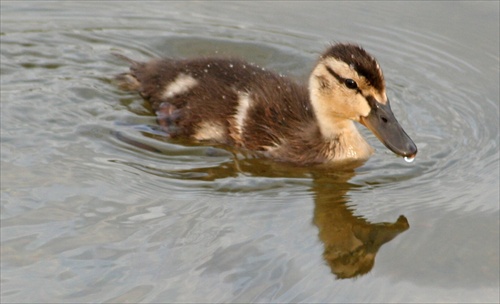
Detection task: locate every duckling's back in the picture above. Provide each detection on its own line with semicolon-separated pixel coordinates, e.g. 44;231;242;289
116;56;314;154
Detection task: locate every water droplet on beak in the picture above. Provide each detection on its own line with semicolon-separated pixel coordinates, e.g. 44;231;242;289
404;156;415;163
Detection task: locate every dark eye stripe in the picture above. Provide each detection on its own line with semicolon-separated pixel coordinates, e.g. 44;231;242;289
325;66;361;93
325;66;343;83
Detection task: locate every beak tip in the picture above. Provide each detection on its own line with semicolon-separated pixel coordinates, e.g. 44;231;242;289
388;141;417;159
400;143;417;161
407;147;417;157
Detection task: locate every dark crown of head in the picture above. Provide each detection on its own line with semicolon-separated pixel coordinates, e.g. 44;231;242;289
322;43;385;91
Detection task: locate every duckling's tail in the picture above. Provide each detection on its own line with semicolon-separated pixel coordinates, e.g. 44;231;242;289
113;53;142;91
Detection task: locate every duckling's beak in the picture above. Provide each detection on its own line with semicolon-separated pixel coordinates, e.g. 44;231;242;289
360;98;417;158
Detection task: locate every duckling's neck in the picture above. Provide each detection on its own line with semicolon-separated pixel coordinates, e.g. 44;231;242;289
316;114;374;162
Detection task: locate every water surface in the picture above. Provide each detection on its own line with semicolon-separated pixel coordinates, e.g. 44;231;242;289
1;1;499;303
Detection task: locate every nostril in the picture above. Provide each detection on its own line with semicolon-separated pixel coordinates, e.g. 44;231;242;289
381;117;388;123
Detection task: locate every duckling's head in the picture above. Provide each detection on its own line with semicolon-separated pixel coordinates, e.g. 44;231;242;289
309;43;417;159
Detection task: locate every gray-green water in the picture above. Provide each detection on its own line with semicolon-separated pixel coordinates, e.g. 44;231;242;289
1;1;499;303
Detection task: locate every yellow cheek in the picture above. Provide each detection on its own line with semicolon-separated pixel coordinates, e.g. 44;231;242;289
345;95;371;120
357;98;371;117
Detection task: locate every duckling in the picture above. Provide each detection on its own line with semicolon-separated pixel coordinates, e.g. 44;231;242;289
115;43;417;166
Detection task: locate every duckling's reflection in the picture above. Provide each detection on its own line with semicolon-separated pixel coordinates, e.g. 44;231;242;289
312;174;409;278
117;134;409;279
159;155;409;279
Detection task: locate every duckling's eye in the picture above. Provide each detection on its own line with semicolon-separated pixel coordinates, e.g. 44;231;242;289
344;79;358;90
